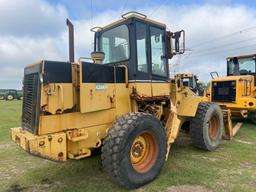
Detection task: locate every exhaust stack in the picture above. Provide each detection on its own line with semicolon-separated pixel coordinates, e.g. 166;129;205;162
66;19;75;63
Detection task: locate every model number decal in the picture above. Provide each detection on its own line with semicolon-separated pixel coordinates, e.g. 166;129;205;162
96;84;107;90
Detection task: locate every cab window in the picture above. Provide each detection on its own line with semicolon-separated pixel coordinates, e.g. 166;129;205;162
228;57;256;75
100;25;129;64
136;22;148;73
239;58;256;74
150;27;167;76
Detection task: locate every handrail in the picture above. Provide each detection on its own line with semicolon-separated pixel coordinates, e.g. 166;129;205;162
57;84;64;113
119;65;129;88
210;71;219;79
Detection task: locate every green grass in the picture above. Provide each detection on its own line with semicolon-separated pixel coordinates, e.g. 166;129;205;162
0;101;256;192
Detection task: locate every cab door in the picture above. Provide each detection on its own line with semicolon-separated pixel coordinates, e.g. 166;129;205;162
135;22;150;80
149;26;170;96
150;26;168;80
132;21;152;96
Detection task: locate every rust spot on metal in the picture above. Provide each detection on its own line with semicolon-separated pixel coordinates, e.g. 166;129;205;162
58;152;64;158
48;135;52;142
39;141;45;147
130;93;169;101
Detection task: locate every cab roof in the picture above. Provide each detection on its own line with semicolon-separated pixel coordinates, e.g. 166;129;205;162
226;53;256;60
91;11;166;32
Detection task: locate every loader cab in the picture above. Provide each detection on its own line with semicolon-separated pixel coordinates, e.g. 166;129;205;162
227;55;256;77
181;74;198;89
94;12;184;82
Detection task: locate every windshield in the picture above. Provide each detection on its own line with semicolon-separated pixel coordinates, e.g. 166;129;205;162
182;77;192;87
182;77;197;89
227;57;256;76
99;25;129;64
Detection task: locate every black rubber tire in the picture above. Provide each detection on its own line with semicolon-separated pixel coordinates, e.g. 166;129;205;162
190;102;223;151
101;112;167;189
5;94;14;101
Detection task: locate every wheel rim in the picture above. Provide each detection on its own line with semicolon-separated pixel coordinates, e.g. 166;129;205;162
7;95;13;100
130;132;158;173
208;114;220;140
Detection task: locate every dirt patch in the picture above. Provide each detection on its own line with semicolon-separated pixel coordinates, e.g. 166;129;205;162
239;161;254;169
166;185;212;192
236;139;254;145
201;156;219;162
0;143;12;150
250;180;256;188
41;178;52;185
7;184;27;192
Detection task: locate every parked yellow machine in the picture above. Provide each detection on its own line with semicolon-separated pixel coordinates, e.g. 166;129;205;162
11;12;225;188
208;54;256;123
176;73;205;96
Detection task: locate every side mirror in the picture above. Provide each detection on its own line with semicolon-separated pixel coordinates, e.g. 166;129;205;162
167;30;185;59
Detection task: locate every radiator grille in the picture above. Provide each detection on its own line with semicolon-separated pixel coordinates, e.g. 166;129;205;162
212;81;236;102
22;73;40;133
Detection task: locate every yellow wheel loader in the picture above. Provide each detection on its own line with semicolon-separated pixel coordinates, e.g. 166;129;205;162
175;73;205;96
208;54;256;124
11;12;225;188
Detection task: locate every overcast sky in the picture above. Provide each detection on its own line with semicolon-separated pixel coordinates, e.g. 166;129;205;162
1;0;256;89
